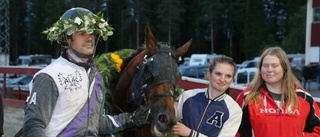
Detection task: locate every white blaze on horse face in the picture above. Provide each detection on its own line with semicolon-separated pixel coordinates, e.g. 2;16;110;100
153;126;166;137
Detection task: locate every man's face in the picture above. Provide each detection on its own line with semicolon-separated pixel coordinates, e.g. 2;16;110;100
68;31;95;56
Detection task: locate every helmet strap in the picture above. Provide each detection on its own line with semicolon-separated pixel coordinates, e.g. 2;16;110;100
63;49;94;69
69;46;94;59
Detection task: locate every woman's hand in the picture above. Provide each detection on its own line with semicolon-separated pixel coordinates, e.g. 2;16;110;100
171;122;191;137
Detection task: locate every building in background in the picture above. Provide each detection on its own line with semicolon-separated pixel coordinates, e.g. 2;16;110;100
306;0;320;64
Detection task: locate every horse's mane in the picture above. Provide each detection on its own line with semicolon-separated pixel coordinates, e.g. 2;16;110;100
121;47;145;71
109;47;144;90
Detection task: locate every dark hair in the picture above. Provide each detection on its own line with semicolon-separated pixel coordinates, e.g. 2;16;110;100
208;55;237;77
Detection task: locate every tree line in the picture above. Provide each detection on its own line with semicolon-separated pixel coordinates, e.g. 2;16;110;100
8;0;306;64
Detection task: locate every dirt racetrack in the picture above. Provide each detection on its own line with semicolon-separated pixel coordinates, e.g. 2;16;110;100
3;106;24;137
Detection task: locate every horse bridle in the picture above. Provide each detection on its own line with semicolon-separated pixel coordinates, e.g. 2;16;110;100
130;43;179;110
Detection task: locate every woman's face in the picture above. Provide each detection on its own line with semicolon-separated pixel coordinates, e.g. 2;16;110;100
261;55;284;85
206;63;234;92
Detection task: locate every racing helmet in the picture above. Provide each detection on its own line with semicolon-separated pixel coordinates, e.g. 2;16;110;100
60;7;93;20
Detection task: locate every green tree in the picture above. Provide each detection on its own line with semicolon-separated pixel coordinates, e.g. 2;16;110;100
155;0;185;46
8;0;308;64
107;0;134;52
194;0;246;63
281;5;306;54
28;0;56;56
224;0;246;63
9;0;28;63
131;0;157;48
200;0;225;54
242;0;270;59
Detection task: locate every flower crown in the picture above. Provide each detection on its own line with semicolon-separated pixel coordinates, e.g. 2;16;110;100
43;11;114;41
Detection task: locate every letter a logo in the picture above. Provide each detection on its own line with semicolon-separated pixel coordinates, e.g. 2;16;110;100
29;92;37;105
206;111;224;128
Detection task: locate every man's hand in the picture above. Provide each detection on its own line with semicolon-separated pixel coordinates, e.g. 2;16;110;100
129;105;150;127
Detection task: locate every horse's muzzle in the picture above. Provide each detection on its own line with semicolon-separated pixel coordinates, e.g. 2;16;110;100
150;112;177;137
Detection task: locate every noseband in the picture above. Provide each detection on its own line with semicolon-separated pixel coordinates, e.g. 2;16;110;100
130;43;179;109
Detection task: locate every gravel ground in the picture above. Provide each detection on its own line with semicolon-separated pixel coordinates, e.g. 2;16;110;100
3;106;24;137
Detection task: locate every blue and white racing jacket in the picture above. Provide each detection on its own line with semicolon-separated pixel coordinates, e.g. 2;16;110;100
23;57;134;137
175;88;242;137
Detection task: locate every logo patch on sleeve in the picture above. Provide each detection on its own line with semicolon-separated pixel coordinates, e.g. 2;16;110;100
29;92;37;105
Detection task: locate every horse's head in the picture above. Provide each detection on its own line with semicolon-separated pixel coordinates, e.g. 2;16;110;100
112;24;191;137
133;25;191;136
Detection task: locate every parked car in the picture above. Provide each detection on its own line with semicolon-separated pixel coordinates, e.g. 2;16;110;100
2;75;33;91
179;57;190;67
290;57;305;71
233;68;258;86
235;62;314;86
238;60;258;69
188;54;222;66
17;54;52;67
178;65;209;79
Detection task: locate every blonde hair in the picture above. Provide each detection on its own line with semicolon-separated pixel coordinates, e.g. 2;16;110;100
245;47;299;112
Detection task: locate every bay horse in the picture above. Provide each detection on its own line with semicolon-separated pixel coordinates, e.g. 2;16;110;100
109;25;191;137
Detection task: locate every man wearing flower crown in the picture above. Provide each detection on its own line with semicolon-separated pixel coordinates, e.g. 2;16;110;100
22;7;149;136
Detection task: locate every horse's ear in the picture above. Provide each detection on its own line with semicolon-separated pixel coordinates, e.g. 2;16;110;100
175;39;192;57
145;23;158;54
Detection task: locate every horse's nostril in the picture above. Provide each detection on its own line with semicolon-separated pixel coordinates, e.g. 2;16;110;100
158;114;168;123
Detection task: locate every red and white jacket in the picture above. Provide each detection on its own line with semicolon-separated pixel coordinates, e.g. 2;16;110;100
236;84;320;137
